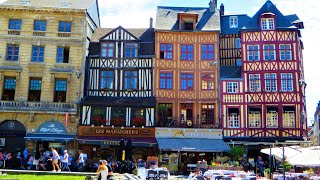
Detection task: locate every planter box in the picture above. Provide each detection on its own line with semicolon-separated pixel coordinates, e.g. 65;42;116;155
197;164;208;169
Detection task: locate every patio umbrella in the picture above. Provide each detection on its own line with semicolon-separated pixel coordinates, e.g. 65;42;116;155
260;146;301;161
286;148;320;166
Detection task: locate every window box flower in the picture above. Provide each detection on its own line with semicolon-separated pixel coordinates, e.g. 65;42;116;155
111;117;126;127
131;117;146;127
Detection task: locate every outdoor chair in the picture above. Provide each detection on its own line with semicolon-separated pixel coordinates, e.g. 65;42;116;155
158;170;169;180
146;170;158;180
214;175;224;180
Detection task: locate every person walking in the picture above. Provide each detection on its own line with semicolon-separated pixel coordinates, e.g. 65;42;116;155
50;147;61;172
61;150;71;172
76;150;84;172
97;160;108;180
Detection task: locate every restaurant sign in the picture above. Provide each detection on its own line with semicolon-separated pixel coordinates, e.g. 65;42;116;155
79;126;155;138
36;121;67;134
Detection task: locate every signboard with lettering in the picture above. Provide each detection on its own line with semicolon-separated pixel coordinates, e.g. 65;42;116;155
155;128;223;139
36;121;67;134
78;126;155;138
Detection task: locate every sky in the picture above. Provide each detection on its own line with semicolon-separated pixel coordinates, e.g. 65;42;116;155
0;0;318;124
99;0;320;124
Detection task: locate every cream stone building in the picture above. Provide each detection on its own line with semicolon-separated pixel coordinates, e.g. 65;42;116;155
0;0;100;154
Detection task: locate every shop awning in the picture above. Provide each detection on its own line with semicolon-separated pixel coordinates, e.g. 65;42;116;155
77;136;157;147
156;138;231;152
24;133;75;142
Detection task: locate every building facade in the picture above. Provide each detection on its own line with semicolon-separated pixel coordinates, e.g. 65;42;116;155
0;0;100;154
154;0;230;173
220;1;307;145
312;101;320;145
78;24;157;160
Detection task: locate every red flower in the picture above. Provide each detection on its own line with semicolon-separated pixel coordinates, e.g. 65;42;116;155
131;117;146;127
111;117;126;127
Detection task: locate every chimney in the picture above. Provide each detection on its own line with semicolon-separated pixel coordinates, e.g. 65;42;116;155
209;0;216;13
149;17;153;28
220;3;224;16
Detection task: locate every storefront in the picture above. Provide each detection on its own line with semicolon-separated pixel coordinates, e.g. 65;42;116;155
156;128;231;174
78;126;157;161
24;121;75;154
0;120;26;153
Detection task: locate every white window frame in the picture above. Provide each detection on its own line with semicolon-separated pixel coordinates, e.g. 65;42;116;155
261;18;275;30
265;73;277;92
227;82;238;93
281;73;293;92
249;74;261;92
228;113;240;128
247;45;260;61
266;110;278;128
249;110;261;128
263;44;276;60
230;16;238;28
279;44;292;60
283;110;295;127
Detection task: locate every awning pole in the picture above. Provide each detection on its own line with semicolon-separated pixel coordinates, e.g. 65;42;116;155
282;144;285;178
269;144;272;177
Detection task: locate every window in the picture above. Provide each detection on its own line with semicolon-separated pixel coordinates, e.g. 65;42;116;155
158;103;173;126
34;20;46;31
266;107;278;128
249;108;261;128
201;104;214;124
230;16;238;28
263;44;276;60
125;43;138;58
100;70;114;90
28;78;41;102
201;74;214;90
54;79;67;102
101;43;114;58
228;108;240;128
181;73;193;90
58;21;71;32
56;47;69;63
124;71;138;90
249;74;261;92
9;19;22;30
235;38;241;48
111;108;126;127
227;82;238;93
2;77;16;101
265;73;277;92
281;73;293;92
181;44;194;61
261;18;275;30
160;72;173;89
91;107;107;126
160;43;173;60
283;107;295;127
280;44;292;60
201;44;214;60
31;46;45;62
6;44;19;61
247;45;259;61
131;108;145;127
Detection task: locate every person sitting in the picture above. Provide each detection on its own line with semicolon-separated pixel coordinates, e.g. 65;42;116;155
26;154;34;170
97;160;108;180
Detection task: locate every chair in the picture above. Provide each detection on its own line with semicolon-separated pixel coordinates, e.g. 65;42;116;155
146;170;158;180
214;175;224;180
158;170;169;180
222;176;232;180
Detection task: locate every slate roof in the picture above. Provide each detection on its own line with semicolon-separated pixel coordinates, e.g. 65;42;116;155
89;27;155;56
220;14;251;35
220;66;242;79
242;0;300;31
155;6;220;31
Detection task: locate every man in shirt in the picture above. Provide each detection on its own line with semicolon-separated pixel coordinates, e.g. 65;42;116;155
76;150;84;172
61;150;71;172
50;147;61;172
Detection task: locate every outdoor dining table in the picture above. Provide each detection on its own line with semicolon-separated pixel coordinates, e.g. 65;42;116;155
203;170;256;180
138;167;170;180
311;176;320;180
273;172;309;180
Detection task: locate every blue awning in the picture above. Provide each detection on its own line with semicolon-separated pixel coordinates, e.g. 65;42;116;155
156;138;231;152
24;133;75;142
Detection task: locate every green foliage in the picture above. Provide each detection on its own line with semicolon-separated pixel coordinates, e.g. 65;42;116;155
229;146;245;161
264;168;271;173
279;161;293;171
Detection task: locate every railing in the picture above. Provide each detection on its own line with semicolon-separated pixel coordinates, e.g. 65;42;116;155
8;30;21;35
58;32;71;37
0;29;83;39
33;31;46;36
0;101;77;113
156;117;220;129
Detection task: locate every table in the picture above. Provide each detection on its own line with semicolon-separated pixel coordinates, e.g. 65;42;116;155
137;167;170;180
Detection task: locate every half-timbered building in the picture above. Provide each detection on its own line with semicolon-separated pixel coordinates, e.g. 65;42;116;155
155;0;231;172
220;1;307;143
78;23;157;160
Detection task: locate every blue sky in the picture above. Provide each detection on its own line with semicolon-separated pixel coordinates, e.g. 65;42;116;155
100;0;319;124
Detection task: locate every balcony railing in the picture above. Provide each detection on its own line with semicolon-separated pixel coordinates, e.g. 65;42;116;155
0;101;77;114
156;117;220;129
8;30;21;35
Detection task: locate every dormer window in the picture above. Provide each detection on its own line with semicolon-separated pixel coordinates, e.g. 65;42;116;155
230;16;238;28
261;18;275;30
178;13;198;31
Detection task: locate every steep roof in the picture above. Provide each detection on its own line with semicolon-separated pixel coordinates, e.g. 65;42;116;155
89;27;155;56
220;14;251;35
242;0;300;31
155;6;220;31
1;0;96;9
220;66;242;79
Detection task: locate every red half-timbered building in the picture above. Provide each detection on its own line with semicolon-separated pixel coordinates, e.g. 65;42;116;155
220;1;307;143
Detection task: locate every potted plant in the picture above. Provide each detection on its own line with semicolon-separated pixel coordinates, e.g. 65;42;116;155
131;117;146;127
111;117;126;127
264;168;271;179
